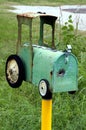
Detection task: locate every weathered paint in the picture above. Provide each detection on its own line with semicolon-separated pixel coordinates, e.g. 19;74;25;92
38;15;57;48
32;46;62;88
18;43;32;82
17;12;57;50
52;53;78;92
19;44;78;92
17;12;78;92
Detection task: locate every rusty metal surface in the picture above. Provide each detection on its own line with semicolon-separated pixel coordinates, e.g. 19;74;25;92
17;12;57;49
17;12;57;18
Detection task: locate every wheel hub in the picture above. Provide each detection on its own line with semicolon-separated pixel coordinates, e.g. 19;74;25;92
39;80;47;96
7;59;19;83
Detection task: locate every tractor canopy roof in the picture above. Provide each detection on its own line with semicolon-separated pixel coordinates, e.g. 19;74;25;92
17;12;57;49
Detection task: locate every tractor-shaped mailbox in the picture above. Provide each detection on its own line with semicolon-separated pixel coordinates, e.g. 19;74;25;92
5;12;78;99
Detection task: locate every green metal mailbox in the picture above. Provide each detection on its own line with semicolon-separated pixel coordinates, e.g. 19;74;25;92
5;12;78;99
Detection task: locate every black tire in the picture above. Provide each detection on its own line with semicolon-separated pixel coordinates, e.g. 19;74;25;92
38;79;52;99
5;54;25;88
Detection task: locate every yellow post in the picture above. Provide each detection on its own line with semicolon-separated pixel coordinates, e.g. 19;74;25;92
41;99;52;130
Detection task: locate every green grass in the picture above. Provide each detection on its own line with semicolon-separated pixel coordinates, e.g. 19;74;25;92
0;0;86;130
1;0;86;5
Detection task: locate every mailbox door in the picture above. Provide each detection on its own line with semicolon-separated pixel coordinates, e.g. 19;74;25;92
52;54;78;92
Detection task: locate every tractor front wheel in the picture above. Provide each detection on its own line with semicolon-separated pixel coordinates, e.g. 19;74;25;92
39;79;52;99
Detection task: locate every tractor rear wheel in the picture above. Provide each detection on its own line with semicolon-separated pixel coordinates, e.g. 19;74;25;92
5;55;25;88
